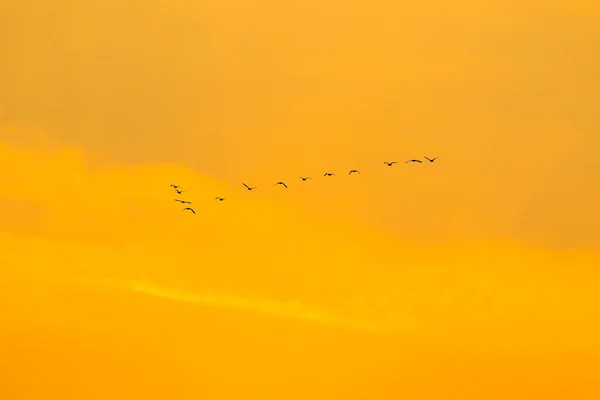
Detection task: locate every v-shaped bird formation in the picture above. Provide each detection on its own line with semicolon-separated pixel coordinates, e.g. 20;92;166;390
171;157;439;215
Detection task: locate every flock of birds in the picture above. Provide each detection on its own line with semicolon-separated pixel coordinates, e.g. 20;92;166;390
172;156;439;214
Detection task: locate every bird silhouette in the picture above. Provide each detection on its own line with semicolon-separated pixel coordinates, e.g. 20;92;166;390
424;156;439;162
182;207;195;214
243;183;257;191
349;169;360;175
299;176;311;181
405;159;422;163
274;181;288;188
175;189;184;194
324;172;335;177
384;161;397;166
215;197;225;201
174;199;191;204
170;184;182;189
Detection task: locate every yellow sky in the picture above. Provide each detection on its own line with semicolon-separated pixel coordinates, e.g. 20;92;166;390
2;0;600;399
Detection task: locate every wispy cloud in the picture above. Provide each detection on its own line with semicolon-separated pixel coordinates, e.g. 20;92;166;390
102;279;402;333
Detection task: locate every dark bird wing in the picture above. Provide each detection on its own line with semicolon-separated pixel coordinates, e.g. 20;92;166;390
243;183;250;189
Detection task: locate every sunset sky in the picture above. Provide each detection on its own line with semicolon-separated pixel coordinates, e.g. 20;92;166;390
2;0;600;398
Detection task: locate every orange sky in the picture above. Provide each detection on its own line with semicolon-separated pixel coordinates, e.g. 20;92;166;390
1;0;600;399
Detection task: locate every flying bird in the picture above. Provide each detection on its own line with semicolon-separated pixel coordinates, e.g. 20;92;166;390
215;197;225;201
243;183;257;191
174;199;191;204
384;161;397;166
182;207;195;214
424;156;439;162
170;184;182;189
349;169;360;175
274;181;288;188
324;172;335;177
405;159;422;163
299;176;311;181
175;189;184;194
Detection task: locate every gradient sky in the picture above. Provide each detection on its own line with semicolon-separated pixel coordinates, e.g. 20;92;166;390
2;0;600;399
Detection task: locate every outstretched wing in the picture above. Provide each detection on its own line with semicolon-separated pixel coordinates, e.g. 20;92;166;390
243;183;250;189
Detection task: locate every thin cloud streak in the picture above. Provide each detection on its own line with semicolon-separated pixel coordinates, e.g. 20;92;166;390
102;279;404;333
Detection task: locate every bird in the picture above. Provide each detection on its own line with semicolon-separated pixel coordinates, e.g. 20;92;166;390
182;207;195;214
349;169;360;175
243;183;257;191
299;176;311;181
170;184;182;189
405;159;422;163
174;199;191;204
384;161;397;166
324;172;335;177
175;189;184;194
215;197;225;201
424;156;439;162
274;181;288;188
